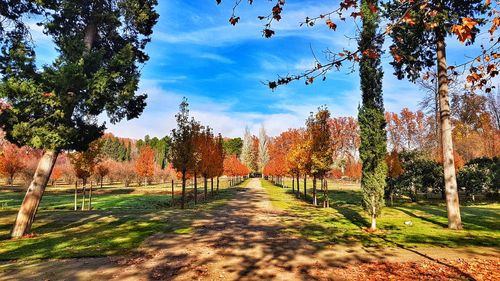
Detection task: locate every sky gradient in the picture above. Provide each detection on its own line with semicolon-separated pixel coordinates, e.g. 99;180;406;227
29;0;492;138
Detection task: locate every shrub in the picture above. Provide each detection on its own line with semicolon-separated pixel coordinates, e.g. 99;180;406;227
390;151;444;202
458;157;499;201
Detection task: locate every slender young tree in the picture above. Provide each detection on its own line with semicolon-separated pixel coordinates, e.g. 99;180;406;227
171;98;198;209
240;126;256;174
358;0;387;231
258;124;269;177
0;0;158;238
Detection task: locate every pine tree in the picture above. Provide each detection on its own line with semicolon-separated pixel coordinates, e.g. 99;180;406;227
1;0;158;238
358;0;387;231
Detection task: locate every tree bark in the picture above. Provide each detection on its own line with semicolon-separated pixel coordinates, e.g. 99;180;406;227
303;175;307;200
181;171;186;209
171;179;174;207
89;181;93;210
313;176;317;206
436;28;462;230
81;178;87;211
211;177;214;196
204;176;208;200
74;180;78;211
216;177;219;192
296;174;300;198
194;173;198;205
11;150;59;238
292;177;295;194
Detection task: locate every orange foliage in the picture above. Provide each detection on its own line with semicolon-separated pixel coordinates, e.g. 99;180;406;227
223;154;249;176
135;146;155;178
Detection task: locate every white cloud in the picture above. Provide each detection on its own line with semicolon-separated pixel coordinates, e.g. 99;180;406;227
198;53;235;64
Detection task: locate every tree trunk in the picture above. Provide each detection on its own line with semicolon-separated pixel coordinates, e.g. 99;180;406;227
303;175;307;200
204;176;208;200
371;194;377;230
296;174;300;198
312;176;317;206
81;178;87;211
171;179;174;207
89;181;93;210
181;171;186;209
211;177;214;196
292;177;295;194
216;177;219;192
436;28;462;230
74;180;78;211
371;215;377;230
11;150;59;238
324;180;329;208
100;176;103;189
194;173;198;205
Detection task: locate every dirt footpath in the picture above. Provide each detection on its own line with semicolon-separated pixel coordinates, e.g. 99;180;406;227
1;178;498;281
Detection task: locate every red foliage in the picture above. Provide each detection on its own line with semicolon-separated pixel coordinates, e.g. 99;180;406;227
0;143;28;184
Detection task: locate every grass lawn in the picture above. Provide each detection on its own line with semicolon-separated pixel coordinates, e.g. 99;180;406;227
261;179;500;248
0;179;250;260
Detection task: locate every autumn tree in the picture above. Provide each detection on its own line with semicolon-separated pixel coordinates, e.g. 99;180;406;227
135;146;156;185
1;0;158;238
0;143;27;186
70;141;102;211
214;134;226;192
171;98;197;209
94;160;110;188
383;0;496;229
329;117;360;166
287;131;312;199
307;107;333;207
358;0;387;231
198;126;214;200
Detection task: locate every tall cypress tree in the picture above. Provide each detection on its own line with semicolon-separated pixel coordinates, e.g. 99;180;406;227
358;0;387;230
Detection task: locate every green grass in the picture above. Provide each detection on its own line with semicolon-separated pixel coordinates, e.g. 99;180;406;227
261;179;500;248
0;179;250;260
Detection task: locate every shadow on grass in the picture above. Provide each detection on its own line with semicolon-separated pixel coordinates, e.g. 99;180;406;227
393;207;448;228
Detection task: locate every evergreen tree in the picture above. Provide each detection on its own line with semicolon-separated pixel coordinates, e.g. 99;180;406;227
224;137;243;157
0;0;158;238
358;0;387;231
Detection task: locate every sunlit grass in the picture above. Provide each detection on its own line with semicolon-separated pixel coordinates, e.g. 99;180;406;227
0;179;250;260
261;179;500;248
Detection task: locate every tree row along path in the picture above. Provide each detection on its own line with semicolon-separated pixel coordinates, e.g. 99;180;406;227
1;178;499;281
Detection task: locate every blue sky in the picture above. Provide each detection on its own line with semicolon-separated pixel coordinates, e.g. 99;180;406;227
29;0;493;138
